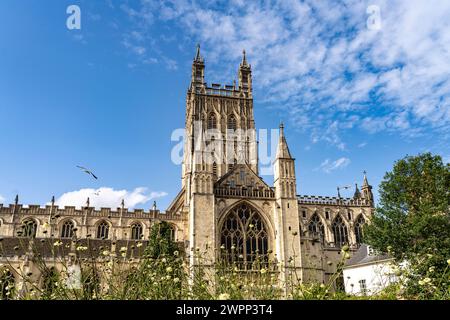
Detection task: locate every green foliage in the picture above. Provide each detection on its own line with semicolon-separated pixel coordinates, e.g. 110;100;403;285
147;221;178;258
364;152;450;298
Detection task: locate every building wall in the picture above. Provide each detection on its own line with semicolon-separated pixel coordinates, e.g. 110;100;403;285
343;260;397;295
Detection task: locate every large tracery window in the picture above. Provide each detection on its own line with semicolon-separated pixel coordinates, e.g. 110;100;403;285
332;215;348;247
61;220;75;238
308;213;325;243
207;113;217;129
220;203;269;270
227;115;237;130
21;219;37;238
354;215;366;245
96;221;110;239
131;223;143;240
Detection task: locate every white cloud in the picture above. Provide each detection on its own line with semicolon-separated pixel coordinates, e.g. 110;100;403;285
54;187;167;209
317;157;351;173
0;195;5;203
126;0;450;148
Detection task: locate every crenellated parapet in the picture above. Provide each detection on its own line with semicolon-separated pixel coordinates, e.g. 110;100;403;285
0;203;184;221
297;195;372;207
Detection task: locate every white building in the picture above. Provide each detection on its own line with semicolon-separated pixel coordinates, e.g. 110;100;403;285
343;244;397;296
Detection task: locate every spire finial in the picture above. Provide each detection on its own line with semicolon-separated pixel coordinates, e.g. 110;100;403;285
86;197;90;208
241;49;248;66
121;199;125;209
15;194;19;205
363;170;369;186
152;201;157;211
195;43;201;61
51;196;55;206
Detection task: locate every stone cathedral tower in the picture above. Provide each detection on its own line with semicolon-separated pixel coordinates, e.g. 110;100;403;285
166;45;374;284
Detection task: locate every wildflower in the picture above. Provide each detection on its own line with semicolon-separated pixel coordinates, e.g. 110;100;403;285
76;246;87;251
260;268;267;275
220;276;225;281
428;266;435;273
43;222;49;229
418;280;425;286
153;282;158;287
423;277;431;283
427;254;433;259
121;253;126;258
102;250;110;256
53;241;63;247
173;277;180;283
173;250;179;256
166;266;173;273
120;247;127;253
447;259;450;265
320;284;326;289
218;293;230;300
136;242;143;248
231;245;235;250
341;245;349;252
344;252;351;259
161;258;167;263
220;245;225;250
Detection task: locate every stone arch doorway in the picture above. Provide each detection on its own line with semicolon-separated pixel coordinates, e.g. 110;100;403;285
219;202;269;270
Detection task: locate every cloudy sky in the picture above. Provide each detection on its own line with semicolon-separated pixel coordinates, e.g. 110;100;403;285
0;0;449;209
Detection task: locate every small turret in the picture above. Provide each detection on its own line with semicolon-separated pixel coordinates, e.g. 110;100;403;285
361;171;374;203
353;183;361;199
238;49;252;95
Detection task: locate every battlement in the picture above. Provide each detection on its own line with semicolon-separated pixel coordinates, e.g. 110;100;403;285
0;203;184;221
193;83;250;98
297;195;372;207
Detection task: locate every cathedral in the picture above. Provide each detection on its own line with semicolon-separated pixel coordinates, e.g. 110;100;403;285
0;46;374;296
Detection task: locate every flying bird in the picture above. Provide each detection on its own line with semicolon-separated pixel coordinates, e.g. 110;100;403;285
76;165;98;180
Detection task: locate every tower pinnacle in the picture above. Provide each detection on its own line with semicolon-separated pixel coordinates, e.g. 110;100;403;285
276;123;293;159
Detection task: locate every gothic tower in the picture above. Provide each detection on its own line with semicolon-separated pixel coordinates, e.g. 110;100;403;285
182;46;258;266
273;124;303;279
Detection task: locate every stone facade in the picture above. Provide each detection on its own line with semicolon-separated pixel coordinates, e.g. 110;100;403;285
0;46;374;296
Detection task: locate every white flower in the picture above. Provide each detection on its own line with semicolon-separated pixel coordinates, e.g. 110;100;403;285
53;241;62;247
120;247;127;252
218;293;230;300
260;268;267;275
136;242;143;248
173;277;180;283
447;259;450;265
173;250;179;256
220;245;225;250
166;267;173;273
102;250;110;256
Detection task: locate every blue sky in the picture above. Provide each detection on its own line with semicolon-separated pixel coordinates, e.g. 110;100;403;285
0;0;449;209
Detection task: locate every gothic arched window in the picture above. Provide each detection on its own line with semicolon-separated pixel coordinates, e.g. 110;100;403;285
61;220;75;238
228;115;237;130
207;113;217;129
21;219;37;238
308;213;325;243
168;225;176;241
220;203;269;270
0;269;15;300
131;223;143;240
332;215;348;247
96;221;109;239
212;162;218;176
354;215;366;245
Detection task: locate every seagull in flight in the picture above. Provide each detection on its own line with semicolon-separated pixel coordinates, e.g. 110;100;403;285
76;165;98;180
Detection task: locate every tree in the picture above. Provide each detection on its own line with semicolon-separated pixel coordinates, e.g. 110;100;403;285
147;221;178;258
364;153;450;297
